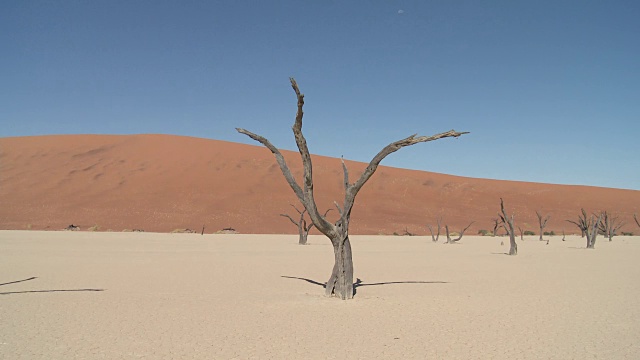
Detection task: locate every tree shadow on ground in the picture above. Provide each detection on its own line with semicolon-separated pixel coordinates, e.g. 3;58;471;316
281;276;448;296
490;252;510;255
0;277;37;286
0;276;105;295
1;289;105;295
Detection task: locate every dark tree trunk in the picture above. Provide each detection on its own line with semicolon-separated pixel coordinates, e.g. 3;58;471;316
536;211;550;241
325;235;354;299
499;198;517;255
299;225;309;245
568;209;602;250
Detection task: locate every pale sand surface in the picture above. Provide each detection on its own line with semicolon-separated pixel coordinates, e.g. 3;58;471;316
1;231;639;359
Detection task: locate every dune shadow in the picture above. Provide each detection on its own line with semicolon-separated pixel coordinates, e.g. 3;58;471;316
1;289;105;295
0;277;37;286
281;276;448;296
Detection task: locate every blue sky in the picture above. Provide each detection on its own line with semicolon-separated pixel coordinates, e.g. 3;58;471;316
2;1;639;190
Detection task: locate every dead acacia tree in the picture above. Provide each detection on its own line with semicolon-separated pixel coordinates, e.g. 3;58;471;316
536;211;551;241
498;198;517;255
280;204;331;245
598;211;624;242
491;218;500;237
444;222;474;244
634;214;640;229
566;209;603;249
426;218;442;242
237;78;468;299
517;225;524;241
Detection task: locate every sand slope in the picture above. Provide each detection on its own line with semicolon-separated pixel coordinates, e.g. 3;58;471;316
1;134;639;234
1;231;639;359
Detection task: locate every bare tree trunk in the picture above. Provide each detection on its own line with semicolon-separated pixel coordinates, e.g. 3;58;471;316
492;218;499;237
598;211;623;242
499;198;517;255
635;214;640;229
517;226;524;241
299;223;308;245
426;218;441;242
567;209;602;249
325;234;354;299
445;222;474;244
536;211;551;241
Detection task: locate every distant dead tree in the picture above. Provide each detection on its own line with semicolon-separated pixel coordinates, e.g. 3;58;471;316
517;225;524;240
634;214;640;229
598;211;624;242
567;209;603;249
492;218;500;237
402;227;415;236
444;222;474;244
280;204;331;245
426;218;442;242
237;78;468;299
562;230;566;241
498;198;517;255
536;211;551;241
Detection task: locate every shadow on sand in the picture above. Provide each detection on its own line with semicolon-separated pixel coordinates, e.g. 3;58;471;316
281;276;448;296
0;276;105;295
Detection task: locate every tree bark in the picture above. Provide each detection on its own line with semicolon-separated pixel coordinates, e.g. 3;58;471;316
325;234;354;299
567;209;602;249
536;211;550;241
426;218;441;242
499;198;517;255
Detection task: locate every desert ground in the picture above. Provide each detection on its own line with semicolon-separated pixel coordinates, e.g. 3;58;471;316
1;230;639;359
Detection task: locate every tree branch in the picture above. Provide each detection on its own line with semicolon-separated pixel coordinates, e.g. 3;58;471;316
342;130;469;217
236;128;304;201
279;213;299;226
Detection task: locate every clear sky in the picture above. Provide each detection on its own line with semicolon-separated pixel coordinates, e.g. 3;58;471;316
2;1;639;190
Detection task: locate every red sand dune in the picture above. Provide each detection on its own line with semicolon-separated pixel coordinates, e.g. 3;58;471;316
1;134;639;235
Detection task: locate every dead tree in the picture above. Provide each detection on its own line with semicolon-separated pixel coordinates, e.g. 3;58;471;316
402;227;415;236
237;78;468;299
598;211;624;242
536;211;551;241
426;218;442;242
634;214;640;229
517;225;524;241
444;222;474;244
491;218;500;237
498;198;517;255
566;209;603;249
280;204;331;245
